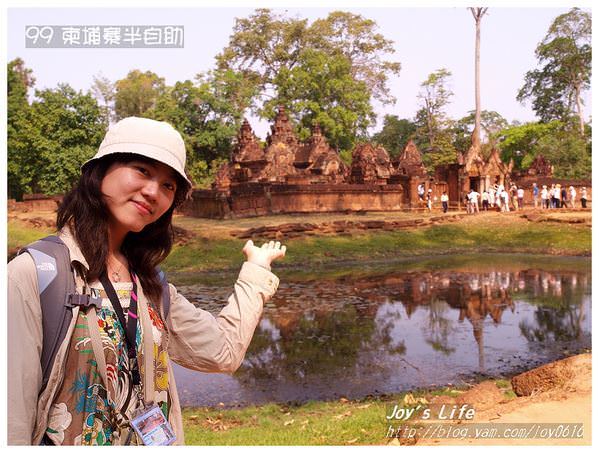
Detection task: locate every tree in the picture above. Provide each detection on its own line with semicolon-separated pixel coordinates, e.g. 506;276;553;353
114;69;165;119
469;7;488;149
7;58;35;199
517;8;591;135
270;49;374;151
29;85;106;195
8;79;106;198
499;120;590;178
215;8;401;150
372;115;418;158
416;68;454;148
146;70;256;184
307;11;401;105
414;69;457;171
91;72;116;125
453;110;508;155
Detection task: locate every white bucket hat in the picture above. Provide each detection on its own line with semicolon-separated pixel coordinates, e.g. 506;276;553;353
83;116;192;189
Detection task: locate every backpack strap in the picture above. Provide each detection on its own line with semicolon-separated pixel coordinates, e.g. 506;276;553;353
19;235;101;394
19;236;171;394
156;267;171;321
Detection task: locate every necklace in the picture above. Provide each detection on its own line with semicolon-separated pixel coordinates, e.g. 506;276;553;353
108;256;126;282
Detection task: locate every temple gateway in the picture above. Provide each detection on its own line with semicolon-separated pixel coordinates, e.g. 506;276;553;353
181;107;562;219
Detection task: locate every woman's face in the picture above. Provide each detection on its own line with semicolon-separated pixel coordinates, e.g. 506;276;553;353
101;158;178;234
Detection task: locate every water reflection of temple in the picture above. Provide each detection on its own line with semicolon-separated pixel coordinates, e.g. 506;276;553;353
256;269;586;376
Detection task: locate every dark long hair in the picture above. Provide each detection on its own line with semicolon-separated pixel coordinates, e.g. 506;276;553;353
57;153;191;305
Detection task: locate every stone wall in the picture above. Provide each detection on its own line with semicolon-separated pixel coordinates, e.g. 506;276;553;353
180;183;405;219
8;194;62;212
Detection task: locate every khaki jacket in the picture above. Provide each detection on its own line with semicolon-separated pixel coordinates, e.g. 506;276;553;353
7;228;279;445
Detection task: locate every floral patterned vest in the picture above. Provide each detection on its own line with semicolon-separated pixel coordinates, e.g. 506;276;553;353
44;281;170;445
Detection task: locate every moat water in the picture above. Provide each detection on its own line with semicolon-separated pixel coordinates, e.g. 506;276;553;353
169;254;591;407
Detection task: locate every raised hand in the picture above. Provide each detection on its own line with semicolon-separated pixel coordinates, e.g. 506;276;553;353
242;240;286;270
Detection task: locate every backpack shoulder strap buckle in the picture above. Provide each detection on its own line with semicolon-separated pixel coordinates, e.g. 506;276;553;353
66;293;102;310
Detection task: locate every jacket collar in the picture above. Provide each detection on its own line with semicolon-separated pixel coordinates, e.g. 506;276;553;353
58;226;90;271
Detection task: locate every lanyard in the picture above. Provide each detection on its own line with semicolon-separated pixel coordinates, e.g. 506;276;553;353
99;272;141;386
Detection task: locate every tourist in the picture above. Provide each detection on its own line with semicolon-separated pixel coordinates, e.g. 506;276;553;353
426;188;433;211
468;189;480;214
7;117;286;445
581;187;588;208
501;189;510;212
532;183;539;209
517;186;524;210
569;186;577;208
551;184;559;209
417;183;425;202
441;191;449;213
560;184;567;208
495;188;502;211
540;185;549;209
481;190;489;211
510;184;518;210
488;186;496;209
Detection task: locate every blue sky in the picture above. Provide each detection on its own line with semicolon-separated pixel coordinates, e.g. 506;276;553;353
7;6;592;138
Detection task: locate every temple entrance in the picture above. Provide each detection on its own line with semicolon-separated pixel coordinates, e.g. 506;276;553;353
469;177;480;192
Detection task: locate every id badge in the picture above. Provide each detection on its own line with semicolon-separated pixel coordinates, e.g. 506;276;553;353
130;403;176;446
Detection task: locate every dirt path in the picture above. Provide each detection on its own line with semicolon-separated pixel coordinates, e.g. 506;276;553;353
414;353;591;446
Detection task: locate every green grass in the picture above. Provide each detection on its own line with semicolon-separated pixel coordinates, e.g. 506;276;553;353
163;221;591;274
181;380;521;445
8;215;591;273
7;219;54;255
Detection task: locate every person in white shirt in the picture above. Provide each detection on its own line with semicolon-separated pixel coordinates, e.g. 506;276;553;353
481;191;489;211
495;188;502;211
517;187;524;210
569;186;577;208
417;183;425;203
488;187;496;209
540;185;549;209
468;189;480;213
501;189;510;212
581;187;588;208
441;191;449;213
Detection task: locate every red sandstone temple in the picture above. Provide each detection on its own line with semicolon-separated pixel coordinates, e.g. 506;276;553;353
181;107;567;219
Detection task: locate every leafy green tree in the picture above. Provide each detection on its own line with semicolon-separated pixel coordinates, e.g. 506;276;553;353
534;127;590;179
215;8;401;151
307;11;401;105
420;131;459;171
146;70;256;184
453;110;509;156
114;69;166;119
517;8;591;134
372;115;417;158
414;69;457;171
8;73;105;199
271;49;374;151
416;68;453;148
8;58;36;199
499;120;590;178
29;85;106;195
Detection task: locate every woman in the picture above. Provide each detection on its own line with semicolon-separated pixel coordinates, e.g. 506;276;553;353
7;117;285;445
